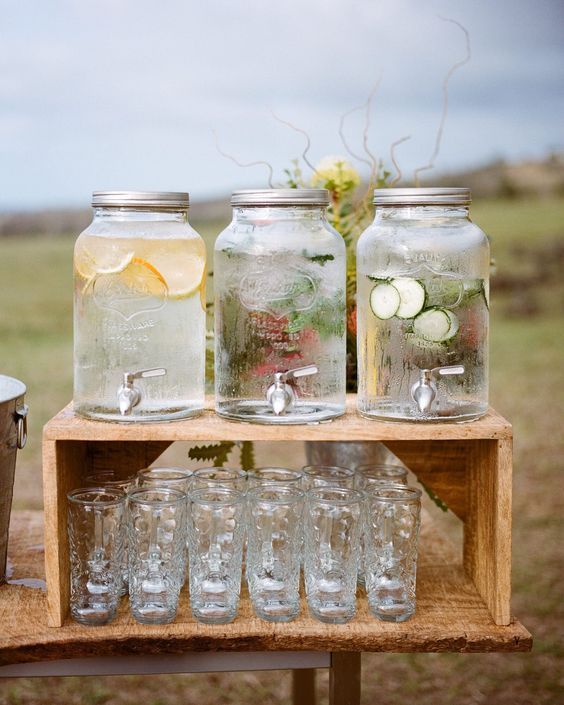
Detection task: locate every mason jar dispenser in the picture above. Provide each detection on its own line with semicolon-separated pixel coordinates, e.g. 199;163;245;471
214;189;346;424
357;188;489;422
73;191;206;421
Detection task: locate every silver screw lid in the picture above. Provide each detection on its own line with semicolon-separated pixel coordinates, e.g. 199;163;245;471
373;187;471;206
231;188;330;206
92;191;189;209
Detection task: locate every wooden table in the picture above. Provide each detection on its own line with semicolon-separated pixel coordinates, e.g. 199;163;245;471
0;511;531;704
0;400;533;704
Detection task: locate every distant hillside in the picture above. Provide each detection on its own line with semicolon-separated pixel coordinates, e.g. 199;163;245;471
433;152;564;198
1;154;562;236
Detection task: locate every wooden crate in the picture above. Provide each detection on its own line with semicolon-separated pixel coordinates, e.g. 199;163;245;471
40;396;525;652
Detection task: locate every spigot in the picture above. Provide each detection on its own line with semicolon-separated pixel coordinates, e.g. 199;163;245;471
266;364;318;416
117;368;166;416
410;365;465;414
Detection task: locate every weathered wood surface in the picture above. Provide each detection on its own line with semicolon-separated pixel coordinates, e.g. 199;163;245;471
44;399;512;442
42;403;514;626
0;511;531;666
464;438;513;626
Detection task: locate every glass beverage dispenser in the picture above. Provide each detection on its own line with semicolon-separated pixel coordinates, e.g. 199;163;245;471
357;188;489;422
214;189;346;424
73;191;206;421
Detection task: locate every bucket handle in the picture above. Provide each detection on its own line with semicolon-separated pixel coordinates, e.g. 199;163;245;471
15;403;28;449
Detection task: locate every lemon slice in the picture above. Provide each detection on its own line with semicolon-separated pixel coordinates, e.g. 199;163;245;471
119;258;168;297
75;237;134;281
147;246;206;299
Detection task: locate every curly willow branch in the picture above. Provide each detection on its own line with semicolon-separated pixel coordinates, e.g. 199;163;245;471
270;111;316;173
362;83;381;185
212;130;274;188
390;135;412;186
413;17;471;186
338;78;381;172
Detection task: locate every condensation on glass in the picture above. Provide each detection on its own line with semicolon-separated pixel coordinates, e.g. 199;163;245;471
357;188;489;423
214;189;346;424
73;191;206;422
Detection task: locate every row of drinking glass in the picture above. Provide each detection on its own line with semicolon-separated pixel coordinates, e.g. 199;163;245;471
67;463;421;627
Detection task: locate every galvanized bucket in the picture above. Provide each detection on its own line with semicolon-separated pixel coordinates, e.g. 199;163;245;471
0;375;28;582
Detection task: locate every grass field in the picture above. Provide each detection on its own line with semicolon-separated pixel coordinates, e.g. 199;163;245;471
0;197;563;703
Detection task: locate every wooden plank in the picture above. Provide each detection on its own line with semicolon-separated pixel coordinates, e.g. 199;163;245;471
0;512;531;666
42;440;86;628
292;669;316;705
43;399;512;443
329;653;361;705
464;438;513;626
85;441;173;481
384;440;468;521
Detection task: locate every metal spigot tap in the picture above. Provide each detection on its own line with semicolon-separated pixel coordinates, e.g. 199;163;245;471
117;368;167;416
266;364;319;415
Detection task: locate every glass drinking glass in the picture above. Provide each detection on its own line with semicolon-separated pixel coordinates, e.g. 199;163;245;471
187;487;246;624
246;486;304;622
191;467;247;492
354;463;409;491
127;487;187;625
83;472;135;596
364;486;422;622
137;466;193;584
247;467;304;488
137;466;193;493
304;487;363;624
67;487;126;626
302;465;354;490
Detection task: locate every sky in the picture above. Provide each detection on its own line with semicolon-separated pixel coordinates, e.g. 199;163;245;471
1;0;563;210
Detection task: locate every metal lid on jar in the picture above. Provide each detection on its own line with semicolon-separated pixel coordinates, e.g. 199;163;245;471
231;189;330;206
373;187;471;206
92;191;190;209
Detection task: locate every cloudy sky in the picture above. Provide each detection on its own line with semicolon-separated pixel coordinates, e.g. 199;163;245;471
1;0;563;209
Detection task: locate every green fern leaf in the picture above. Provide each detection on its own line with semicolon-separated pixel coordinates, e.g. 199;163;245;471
188;442;236;467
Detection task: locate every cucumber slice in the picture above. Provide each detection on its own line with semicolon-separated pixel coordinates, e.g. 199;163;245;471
413;308;458;342
425;277;464;308
370;283;401;319
443;309;459;339
390;278;426;319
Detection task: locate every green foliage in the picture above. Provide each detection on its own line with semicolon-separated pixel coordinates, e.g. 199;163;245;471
286;291;346;339
239;441;255;471
188;442;236;467
305;252;335;266
419;481;449;512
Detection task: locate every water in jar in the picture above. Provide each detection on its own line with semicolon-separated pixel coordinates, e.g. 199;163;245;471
357;269;489;422
214;230;346;423
74;232;206;421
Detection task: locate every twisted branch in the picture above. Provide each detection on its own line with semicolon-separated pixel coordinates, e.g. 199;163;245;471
390;135;412;186
413;17;471;186
338;79;381;173
213;130;274;188
270;111;316;173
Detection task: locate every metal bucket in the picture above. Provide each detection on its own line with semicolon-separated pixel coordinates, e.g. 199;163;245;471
0;375;28;582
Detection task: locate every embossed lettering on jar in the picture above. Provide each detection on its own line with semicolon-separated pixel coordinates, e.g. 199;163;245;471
357;188;489;422
73;191;206;422
214;189;346;424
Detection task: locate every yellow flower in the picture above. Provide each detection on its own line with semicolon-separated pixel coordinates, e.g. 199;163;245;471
310;155;361;193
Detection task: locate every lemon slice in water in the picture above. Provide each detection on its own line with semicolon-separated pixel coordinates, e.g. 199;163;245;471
75;238;135;280
147;247;206;299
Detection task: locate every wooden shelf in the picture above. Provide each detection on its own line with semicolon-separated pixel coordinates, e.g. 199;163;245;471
42;400;516;630
0;512;531;667
44;397;512;443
